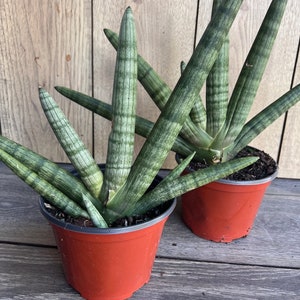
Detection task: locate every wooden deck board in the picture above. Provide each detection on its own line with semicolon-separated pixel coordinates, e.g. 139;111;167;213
159;195;300;268
0;244;80;299
1;244;300;300
1;162;300;299
135;258;300;300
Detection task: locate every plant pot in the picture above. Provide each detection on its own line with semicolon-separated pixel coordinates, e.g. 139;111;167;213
39;194;176;300
176;152;277;243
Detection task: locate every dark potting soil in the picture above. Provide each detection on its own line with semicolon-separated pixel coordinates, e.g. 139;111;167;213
44;199;172;228
112;200;172;227
44;169;173;229
189;147;277;181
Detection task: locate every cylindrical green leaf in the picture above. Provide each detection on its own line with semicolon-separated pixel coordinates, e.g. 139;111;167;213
206;0;229;138
228;84;300;159
0;149;89;219
82;193;108;228
100;7;138;203
104;28;213;148
135;156;258;215
0;135;104;213
39;88;103;199
181;61;207;130
224;0;288;146
104;0;244;221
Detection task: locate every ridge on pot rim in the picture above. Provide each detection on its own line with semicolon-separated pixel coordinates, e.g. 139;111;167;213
39;197;176;234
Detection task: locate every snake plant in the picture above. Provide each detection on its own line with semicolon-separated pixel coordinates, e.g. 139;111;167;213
57;0;300;166
0;4;258;228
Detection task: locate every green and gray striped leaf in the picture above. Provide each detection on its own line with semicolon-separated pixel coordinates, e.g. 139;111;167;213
82;193;108;228
206;0;229;138
103;0;244;222
100;7;137;204
223;0;288;146
134;156;258;215
0;135;104;212
104;28;212;149
54;86;220;163
39;88;103;199
181;61;207;130
228;84;300;159
159;152;195;184
0;149;89;219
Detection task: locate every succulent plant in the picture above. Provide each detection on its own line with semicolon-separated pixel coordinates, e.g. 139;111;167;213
0;3;258;228
58;0;300;167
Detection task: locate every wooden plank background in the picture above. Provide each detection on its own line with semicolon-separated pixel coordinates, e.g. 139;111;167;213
0;0;299;178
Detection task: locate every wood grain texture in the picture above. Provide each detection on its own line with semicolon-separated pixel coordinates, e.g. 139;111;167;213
0;244;82;299
92;0;198;169
133;258;300;299
278;39;300;178
0;0;93;162
158;194;300;268
1;244;300;300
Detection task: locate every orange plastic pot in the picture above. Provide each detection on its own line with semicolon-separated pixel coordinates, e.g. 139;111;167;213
39;197;176;300
181;173;277;243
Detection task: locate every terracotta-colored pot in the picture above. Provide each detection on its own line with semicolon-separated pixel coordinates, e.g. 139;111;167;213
181;173;277;243
39;195;176;299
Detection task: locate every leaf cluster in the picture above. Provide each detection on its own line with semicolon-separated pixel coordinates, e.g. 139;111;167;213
61;0;300;165
1;2;273;227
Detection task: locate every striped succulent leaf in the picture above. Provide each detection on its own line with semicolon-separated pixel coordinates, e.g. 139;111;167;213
54;86;220;163
159;152;195;184
228;84;300;159
223;0;288;147
103;0;244;220
205;0;229;138
181;61;207;130
134;156;258;215
103;28;212;149
39;88;103;199
82;193;108;228
100;7;137;204
0;135;104;212
0;149;90;219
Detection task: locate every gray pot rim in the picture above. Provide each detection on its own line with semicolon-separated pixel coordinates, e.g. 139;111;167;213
39;163;176;234
213;168;278;185
39;197;176;235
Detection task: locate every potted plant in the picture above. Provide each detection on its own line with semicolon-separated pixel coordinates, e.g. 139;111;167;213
0;4;256;299
175;0;300;243
56;0;300;243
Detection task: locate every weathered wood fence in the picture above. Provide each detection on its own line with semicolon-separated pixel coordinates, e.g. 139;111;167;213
0;0;299;178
